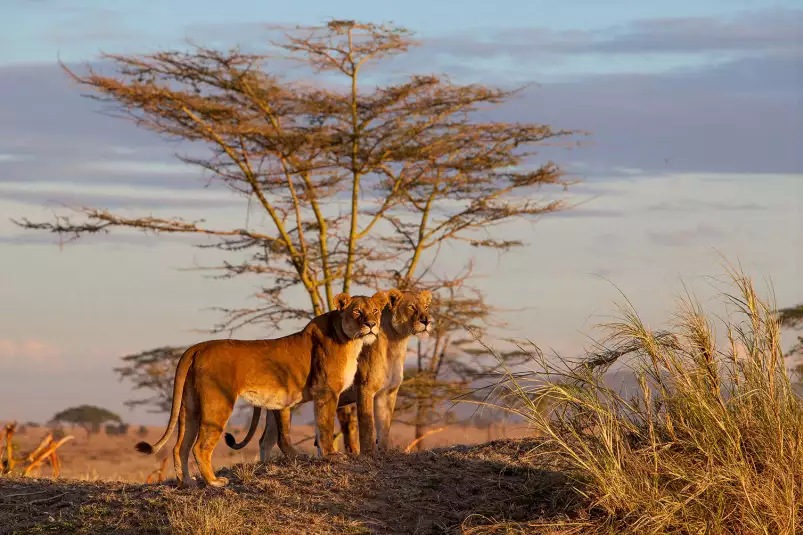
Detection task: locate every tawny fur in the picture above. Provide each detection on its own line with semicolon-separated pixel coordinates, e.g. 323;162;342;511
135;292;387;488
229;289;433;459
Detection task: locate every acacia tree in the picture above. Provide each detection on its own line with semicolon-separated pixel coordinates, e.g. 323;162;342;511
17;20;577;445
115;347;186;414
50;405;122;439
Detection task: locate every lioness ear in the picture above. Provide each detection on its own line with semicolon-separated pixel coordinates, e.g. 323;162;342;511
386;289;403;309
419;289;433;306
333;293;352;311
371;291;389;309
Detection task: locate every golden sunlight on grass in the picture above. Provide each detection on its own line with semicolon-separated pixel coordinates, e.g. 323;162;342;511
483;265;803;535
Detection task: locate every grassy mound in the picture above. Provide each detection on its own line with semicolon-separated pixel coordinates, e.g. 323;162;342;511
0;439;577;535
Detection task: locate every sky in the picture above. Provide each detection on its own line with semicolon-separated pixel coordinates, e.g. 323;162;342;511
1;0;802;424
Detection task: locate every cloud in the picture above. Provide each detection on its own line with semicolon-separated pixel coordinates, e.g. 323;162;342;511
0;62;163;153
419;8;803;63
0;153;32;162
176;9;802;74
0;182;244;210
648;200;767;213
0;231;202;248
648;223;727;247
0;338;61;365
6;2;143;47
589;10;803;55
494;54;803;175
548;208;623;219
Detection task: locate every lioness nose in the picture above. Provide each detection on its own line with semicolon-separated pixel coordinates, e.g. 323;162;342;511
365;321;377;328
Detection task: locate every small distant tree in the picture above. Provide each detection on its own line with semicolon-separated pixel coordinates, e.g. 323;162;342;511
780;304;803;329
115;346;187;413
19;20;579;441
51;405;122;439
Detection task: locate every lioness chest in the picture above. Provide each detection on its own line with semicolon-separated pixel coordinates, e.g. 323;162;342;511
340;339;364;393
381;339;407;391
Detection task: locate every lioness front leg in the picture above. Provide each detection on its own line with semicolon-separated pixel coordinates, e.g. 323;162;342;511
313;392;340;457
357;384;378;455
375;387;400;452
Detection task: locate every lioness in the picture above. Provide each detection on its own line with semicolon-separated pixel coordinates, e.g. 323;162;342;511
227;289;433;458
135;292;387;487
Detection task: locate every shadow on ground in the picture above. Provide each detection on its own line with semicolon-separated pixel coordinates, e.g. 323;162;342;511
0;439;581;535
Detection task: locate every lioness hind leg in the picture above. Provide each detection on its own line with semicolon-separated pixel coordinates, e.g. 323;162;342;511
174;382;199;488
375;387;399;452
258;410;277;462
192;389;234;487
172;394;187;484
336;405;359;454
274;408;298;459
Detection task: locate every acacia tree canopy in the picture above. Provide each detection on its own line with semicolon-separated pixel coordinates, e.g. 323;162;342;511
780;305;803;330
51;405;122;438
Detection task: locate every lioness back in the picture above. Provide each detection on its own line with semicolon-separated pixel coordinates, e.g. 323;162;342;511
190;332;317;410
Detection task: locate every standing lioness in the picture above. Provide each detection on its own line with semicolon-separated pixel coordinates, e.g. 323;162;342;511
228;289;433;458
135;292;387;488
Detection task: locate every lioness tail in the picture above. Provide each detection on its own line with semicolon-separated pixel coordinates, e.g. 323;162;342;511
134;344;199;456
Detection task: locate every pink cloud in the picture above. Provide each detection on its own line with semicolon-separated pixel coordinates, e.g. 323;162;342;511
0;338;62;364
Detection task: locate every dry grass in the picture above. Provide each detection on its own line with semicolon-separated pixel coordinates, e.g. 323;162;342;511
484;266;803;535
231;461;260;485
167;495;248;535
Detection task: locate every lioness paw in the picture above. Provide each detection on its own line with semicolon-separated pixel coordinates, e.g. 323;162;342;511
207;476;229;488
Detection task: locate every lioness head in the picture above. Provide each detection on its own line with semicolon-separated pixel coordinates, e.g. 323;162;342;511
385;289;433;337
334;291;387;345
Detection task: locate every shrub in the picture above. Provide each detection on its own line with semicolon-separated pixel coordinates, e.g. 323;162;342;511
490;267;803;535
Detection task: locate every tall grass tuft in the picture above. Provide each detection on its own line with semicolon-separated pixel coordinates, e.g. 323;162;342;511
490;267;803;535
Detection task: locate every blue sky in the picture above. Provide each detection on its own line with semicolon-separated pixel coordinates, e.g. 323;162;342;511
0;0;801;424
